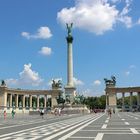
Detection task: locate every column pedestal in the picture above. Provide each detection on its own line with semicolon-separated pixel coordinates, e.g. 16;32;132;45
108;92;117;110
65;86;76;104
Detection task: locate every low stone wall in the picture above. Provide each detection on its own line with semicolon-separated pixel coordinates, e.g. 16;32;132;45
29;111;40;115
60;105;90;114
61;108;89;114
29;110;48;115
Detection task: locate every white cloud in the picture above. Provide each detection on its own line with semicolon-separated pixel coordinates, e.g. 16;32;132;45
111;0;121;3
21;26;52;39
6;63;43;87
21;32;30;39
129;65;136;69
57;0;134;35
93;80;101;86
125;71;130;76
6;78;18;85
137;18;140;24
82;89;91;97
39;47;52;56
118;0;133;28
73;77;84;86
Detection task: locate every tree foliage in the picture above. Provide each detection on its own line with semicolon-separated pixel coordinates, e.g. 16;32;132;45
84;95;106;109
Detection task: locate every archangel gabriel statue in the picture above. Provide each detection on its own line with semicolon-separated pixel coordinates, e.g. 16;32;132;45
66;23;73;37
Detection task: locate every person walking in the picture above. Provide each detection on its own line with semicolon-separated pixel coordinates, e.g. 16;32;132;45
4;110;7;120
40;109;44;119
108;108;112;118
11;109;15;119
41;109;44;118
58;108;61;116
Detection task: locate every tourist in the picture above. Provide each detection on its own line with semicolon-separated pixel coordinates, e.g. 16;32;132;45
113;109;115;114
108;108;112;118
58;108;61;116
4;110;7;120
54;108;58;116
40;109;44;119
11;109;15;118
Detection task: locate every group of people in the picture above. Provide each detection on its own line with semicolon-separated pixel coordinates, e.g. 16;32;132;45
54;108;61;116
107;108;115;118
3;108;61;120
3;109;16;120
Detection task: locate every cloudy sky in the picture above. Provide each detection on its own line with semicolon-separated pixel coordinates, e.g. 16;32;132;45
0;0;140;96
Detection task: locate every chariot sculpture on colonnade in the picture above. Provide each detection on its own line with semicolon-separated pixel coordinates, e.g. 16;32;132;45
104;75;140;112
104;75;116;87
0;79;62;112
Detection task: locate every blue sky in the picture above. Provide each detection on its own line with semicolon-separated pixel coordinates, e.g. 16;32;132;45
0;0;140;96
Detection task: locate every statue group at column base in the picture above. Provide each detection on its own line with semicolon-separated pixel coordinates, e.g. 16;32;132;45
52;86;90;114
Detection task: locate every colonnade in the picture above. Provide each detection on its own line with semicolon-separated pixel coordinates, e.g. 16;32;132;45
105;87;140;111
0;86;61;112
6;94;48;111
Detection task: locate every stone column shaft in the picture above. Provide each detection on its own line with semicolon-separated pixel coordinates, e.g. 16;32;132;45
122;92;125;111
29;95;32;108
16;94;18;108
3;91;7;109
37;95;39;109
10;94;12;108
44;95;47;108
130;92;133;111
137;92;140;107
106;93;108;109
22;95;25;108
67;42;73;86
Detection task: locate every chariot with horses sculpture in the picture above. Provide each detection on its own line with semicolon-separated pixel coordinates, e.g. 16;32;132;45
104;75;116;87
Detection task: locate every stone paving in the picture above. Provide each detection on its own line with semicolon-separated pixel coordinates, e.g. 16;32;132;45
0;112;140;139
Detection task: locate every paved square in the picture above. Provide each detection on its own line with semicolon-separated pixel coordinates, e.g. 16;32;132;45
0;112;140;139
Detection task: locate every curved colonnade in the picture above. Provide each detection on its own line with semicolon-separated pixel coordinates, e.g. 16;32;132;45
105;86;140;111
0;86;61;113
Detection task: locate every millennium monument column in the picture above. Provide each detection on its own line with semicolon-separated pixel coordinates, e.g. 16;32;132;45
65;23;76;103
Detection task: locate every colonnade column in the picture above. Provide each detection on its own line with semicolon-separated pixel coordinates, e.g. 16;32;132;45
137;92;140;109
44;95;47;109
10;94;13;110
122;92;125;111
22;95;25;112
106;93;108;109
37;95;40;109
16;94;19;110
26;96;29;108
3;91;7;110
10;94;13;108
29;95;32;111
130;92;133;111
